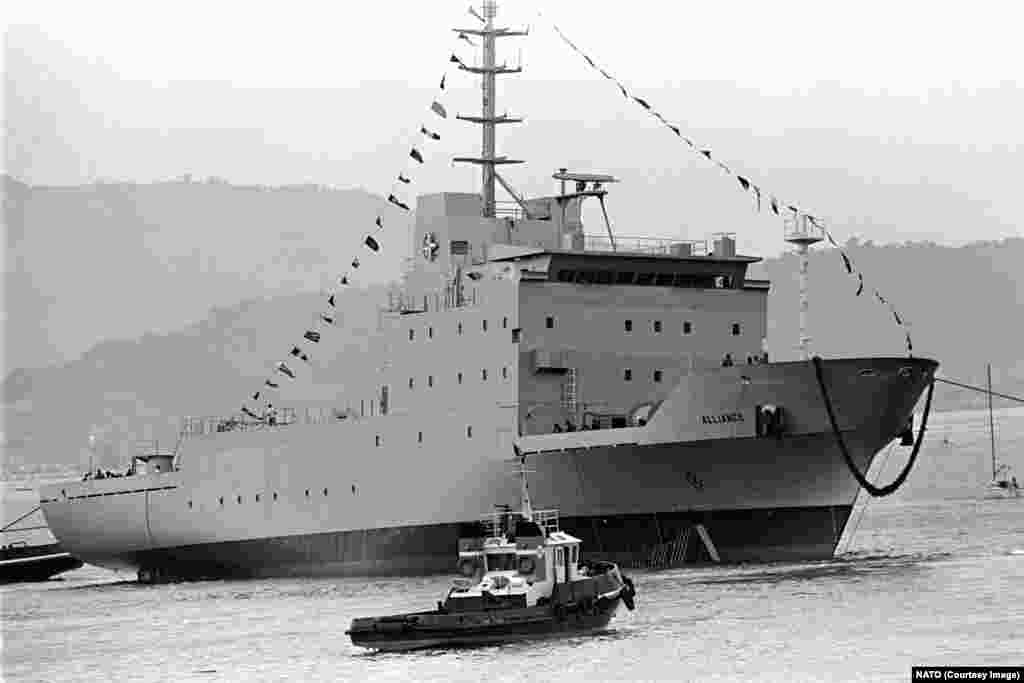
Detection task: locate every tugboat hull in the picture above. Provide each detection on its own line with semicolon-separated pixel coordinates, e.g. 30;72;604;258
0;543;83;584
348;595;623;652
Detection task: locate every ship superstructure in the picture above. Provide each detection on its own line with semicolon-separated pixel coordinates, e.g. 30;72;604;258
39;2;937;581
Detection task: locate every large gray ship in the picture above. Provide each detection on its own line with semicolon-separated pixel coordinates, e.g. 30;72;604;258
39;2;937;581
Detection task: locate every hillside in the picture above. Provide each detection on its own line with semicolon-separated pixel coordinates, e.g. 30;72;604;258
3;175;410;370
2;224;1023;471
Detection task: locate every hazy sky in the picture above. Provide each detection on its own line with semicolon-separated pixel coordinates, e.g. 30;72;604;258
4;0;1023;257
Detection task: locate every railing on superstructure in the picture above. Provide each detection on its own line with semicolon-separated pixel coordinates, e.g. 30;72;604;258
480;508;560;539
179;406;356;439
583;234;713;257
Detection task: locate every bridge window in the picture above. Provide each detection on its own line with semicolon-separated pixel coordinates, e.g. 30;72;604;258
616;271;635;285
557;269;574;282
654;370;663;383
596;270;614;285
683;321;693;335
732;323;742;336
624;369;633;381
624;319;633;332
655;273;674;286
611;416;628;428
653;320;662;333
546;316;555;329
635;272;655;286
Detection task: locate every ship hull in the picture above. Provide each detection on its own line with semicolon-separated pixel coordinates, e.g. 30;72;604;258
39;357;937;580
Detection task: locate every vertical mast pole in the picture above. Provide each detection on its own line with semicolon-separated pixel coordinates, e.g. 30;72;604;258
785;215;822;361
988;362;996;480
481;0;497;218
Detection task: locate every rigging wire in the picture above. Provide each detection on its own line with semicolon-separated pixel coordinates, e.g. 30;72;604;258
933;377;1024;405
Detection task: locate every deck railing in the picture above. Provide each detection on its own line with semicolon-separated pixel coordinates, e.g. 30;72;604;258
583;234;710;256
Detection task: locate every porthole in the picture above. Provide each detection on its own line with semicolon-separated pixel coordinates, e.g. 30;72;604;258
653;320;662;333
408;377;415;389
305;489;310;498
502;367;508;379
483;319;488;332
482;369;488;381
188;501;193;509
255;494;261;502
323;488;328;496
428;327;434;339
624;320;633;332
654;370;663;383
732;323;742;336
273;492;278;501
409;329;415;341
502;316;508;329
418;431;424;444
428;375;434;387
624;369;633;381
237;495;242;504
467;426;473;438
219;497;224;505
375;435;381;447
546;316;555;329
683;321;693;335
458;322;463;335
458;372;463;384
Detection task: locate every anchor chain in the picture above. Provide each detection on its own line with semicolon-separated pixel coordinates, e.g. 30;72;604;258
812;356;934;497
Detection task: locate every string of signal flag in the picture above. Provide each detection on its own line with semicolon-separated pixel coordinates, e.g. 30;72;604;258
240;37;474;420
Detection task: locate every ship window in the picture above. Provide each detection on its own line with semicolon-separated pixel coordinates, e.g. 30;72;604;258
429;326;434;339
418;431;423;444
219;497;224;505
654;370;663;383
458;322;463;335
502;367;508;379
624;369;632;381
458;372;463;384
611;416;627;428
375;435;381;447
323;488;328;496
616;271;635;285
655;273;674;286
683;321;693;335
624;319;633;332
512;328;522;343
409;329;415;341
483;319;488;332
653;320;662;333
408;377;414;389
188;500;193;509
255;494;260;502
482;369;488;381
273;492;278;501
732;323;742;336
596;270;614;285
486;553;517;572
305;489;310;497
237;495;242;504
557;269;574;282
636;272;655;286
546;316;555;329
467;426;473;438
428;375;434;387
503;316;508;329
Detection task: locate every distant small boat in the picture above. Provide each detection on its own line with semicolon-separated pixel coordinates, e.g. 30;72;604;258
982;364;1020;500
0;542;83;584
346;452;636;652
1;505;84;583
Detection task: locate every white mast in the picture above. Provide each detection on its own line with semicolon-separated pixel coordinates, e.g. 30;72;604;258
785;214;823;360
452;1;527;218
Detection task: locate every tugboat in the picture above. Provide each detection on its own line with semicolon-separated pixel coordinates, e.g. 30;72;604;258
346;452;636;652
1;505;83;584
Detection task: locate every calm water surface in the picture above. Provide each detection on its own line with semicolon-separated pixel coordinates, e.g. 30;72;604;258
3;407;1023;682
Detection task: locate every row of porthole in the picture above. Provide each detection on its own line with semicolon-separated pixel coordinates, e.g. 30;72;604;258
623;369;664;382
408;367;509;389
188;488;333;509
376;425;474;448
409;316;510;341
546;317;741;337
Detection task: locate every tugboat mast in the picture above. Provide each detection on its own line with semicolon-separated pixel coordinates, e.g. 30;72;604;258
453;1;527;218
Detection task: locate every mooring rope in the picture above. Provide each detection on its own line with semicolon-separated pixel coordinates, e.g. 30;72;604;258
812;356;935;497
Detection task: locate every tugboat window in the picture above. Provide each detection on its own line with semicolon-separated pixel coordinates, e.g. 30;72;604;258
458;372;463;384
428;326;433;339
408;329;414;341
502;316;508;328
482;369;488;381
502;367;508;379
428;375;434;387
467;426;473;438
458;322;463;335
616;271;635;284
624;369;632;381
624;319;633;332
653;320;662;333
486;553;517;571
635;272;655;285
683;321;693;335
418;431;423;443
732;323;742;336
655;273;674;286
408;378;414;389
375;435;381;447
546;316;554;329
654;370;663;383
483;319;488;332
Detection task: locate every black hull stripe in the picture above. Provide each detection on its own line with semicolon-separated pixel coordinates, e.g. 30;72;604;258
122;504;852;580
